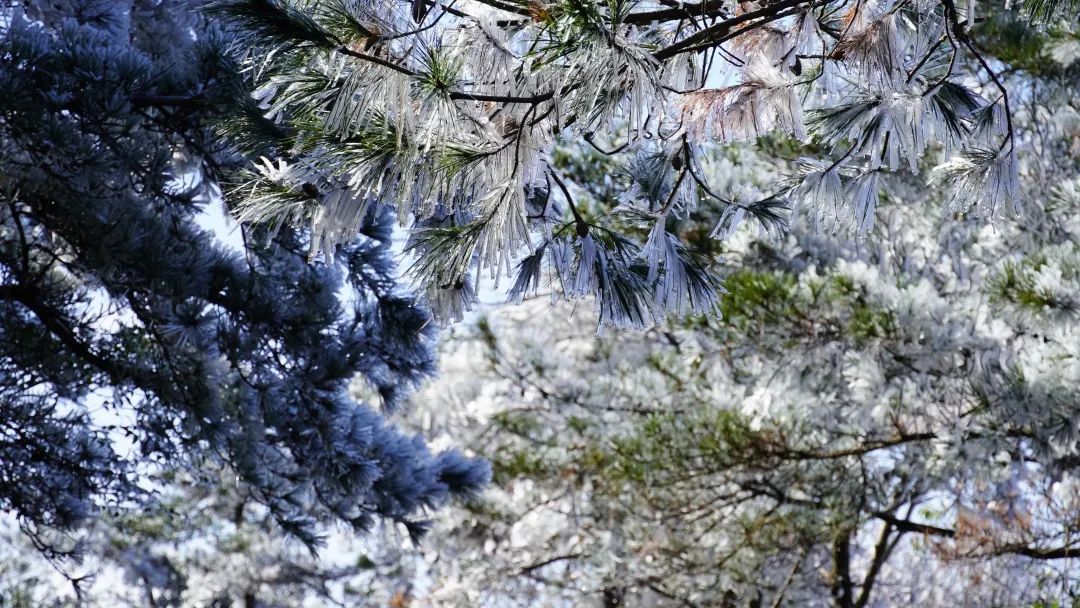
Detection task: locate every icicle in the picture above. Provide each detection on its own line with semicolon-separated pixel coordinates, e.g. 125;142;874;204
711;205;747;241
573;234;599;297
851;172;880;234
642;216;668;284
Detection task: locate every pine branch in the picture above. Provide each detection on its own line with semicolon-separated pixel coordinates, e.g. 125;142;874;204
940;0;1014;150
872;512;1080;560
653;0;821;60
624;0;731;25
0;284;124;383
130;93;212;108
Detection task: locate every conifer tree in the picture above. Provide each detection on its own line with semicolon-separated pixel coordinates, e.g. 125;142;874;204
344;17;1080;603
205;0;1065;327
0;0;487;560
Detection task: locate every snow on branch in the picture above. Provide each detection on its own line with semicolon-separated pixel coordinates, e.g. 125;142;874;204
207;0;1033;327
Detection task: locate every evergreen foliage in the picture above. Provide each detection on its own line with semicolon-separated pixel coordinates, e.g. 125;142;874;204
0;0;487;558
203;0;1061;328
3;0;1080;606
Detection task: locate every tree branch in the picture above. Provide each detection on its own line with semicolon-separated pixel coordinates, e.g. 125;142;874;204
653;0;820;60
0;284;121;381
872;511;1080;560
519;552;584;574
854;522;897;608
832;533;855;608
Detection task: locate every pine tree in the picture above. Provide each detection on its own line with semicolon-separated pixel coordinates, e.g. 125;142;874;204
353;22;1080;602
0;465;434;606
203;0;1064;327
395;205;1080;605
0;0;488;561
